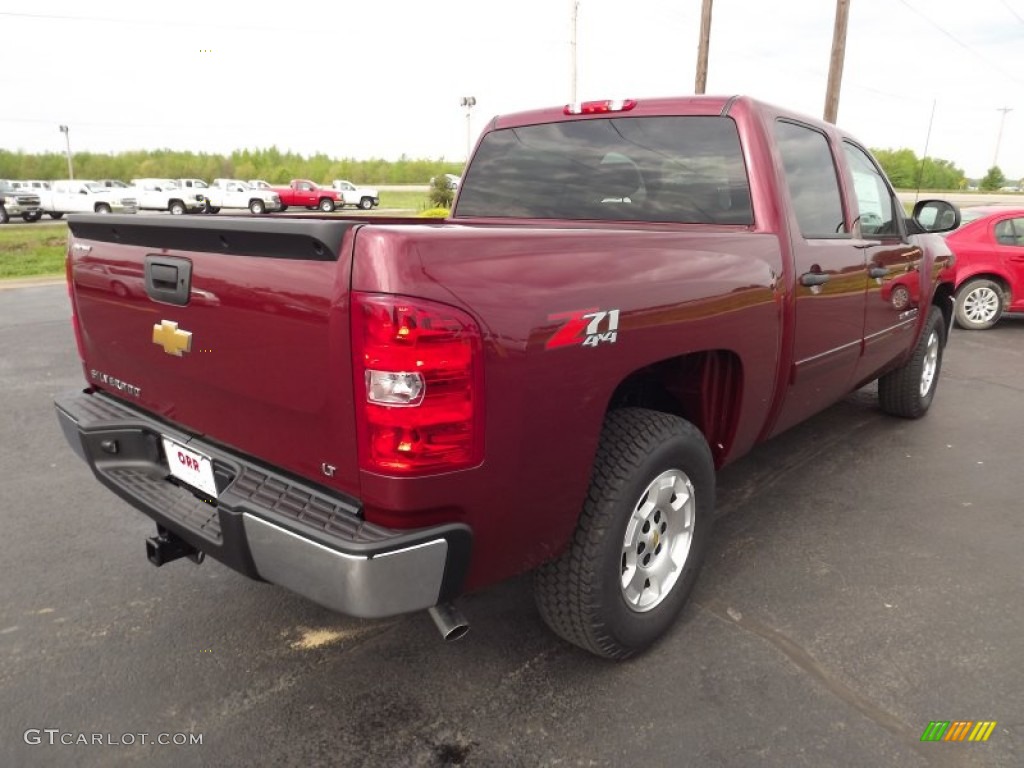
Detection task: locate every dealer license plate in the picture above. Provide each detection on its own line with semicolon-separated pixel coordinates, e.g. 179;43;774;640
162;436;218;499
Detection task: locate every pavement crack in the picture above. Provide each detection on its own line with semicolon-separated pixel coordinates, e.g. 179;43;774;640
698;598;971;768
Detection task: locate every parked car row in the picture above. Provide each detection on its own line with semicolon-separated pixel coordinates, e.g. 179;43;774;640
1;178;139;222
1;177;380;223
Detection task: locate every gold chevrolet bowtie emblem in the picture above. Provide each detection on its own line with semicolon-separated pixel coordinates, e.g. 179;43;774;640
152;320;192;357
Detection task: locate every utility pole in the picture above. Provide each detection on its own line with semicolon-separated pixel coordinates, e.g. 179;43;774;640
59;124;74;180
993;107;1013;168
570;0;580;103
823;0;851;124
460;97;476;161
694;0;713;94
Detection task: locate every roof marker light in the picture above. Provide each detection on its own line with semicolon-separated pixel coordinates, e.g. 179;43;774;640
564;99;638;116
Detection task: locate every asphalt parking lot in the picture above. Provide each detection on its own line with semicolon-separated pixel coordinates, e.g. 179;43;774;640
1;285;1021;767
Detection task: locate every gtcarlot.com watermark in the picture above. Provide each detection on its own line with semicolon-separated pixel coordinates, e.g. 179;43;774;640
24;728;203;747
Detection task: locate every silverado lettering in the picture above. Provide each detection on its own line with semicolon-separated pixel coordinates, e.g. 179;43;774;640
55;96;960;659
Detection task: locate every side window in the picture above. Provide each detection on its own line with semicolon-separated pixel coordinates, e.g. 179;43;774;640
843;143;899;237
994;218;1024;246
774;120;847;238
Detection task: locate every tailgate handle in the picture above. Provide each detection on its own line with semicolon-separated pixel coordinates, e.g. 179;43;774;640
144;255;192;306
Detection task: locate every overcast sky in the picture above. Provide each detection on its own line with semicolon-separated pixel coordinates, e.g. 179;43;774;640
2;0;1022;179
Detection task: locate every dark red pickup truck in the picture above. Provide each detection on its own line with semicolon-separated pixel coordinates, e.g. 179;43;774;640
55;96;960;659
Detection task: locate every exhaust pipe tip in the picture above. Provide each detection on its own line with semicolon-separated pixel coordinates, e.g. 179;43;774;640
428;602;469;642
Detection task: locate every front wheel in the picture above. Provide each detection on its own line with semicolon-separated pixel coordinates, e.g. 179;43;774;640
318;198;335;213
249;199;266;215
0;206;8;224
534;408;715;659
954;278;1003;330
878;305;945;419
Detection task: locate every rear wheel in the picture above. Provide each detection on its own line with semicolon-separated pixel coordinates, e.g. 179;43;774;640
534;408;715;659
359;197;373;210
22;211;43;222
249;199;266;215
279;204;288;212
0;206;8;224
95;204;111;214
49;212;64;220
319;198;335;213
205;206;220;214
878;305;945;419
954;278;1003;330
169;200;186;215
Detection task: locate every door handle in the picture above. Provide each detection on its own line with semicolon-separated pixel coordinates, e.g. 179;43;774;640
868;266;890;278
800;271;831;287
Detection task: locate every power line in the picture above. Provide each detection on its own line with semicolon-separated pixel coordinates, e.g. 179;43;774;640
896;0;1024;87
1000;0;1024;24
0;10;280;32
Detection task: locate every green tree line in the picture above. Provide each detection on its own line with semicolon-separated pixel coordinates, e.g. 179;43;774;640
0;145;992;192
869;148;966;190
0;148;463;185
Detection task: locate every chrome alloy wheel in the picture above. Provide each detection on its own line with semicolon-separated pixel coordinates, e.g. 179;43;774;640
962;285;1000;324
620;469;696;612
920;329;940;398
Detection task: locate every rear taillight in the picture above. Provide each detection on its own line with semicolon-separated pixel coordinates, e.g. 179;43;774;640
66;244;86;362
352;293;483;475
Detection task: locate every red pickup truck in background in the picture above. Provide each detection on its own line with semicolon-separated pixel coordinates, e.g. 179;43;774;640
271;179;343;212
55;96;960;659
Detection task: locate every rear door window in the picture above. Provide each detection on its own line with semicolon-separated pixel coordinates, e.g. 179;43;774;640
774;120;847;239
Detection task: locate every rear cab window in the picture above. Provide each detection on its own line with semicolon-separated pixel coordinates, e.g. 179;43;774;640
454;116;753;225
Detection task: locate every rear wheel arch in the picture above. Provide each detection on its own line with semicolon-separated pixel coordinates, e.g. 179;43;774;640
605;349;743;469
956;272;1011;301
954;273;1010;330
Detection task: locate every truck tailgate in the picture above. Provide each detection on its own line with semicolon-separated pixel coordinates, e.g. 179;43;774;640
66;215;362;496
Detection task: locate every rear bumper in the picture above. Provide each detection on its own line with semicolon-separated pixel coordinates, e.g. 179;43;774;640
54;389;471;619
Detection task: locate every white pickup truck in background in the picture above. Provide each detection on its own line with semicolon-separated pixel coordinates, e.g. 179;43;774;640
330;180;379;209
130;179;206;215
203;179;283;215
43;180;138;216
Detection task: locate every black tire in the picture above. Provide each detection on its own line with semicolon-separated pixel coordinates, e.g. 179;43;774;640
359;197;373;210
49;212;64;220
0;206;8;224
878;305;945;419
95;204;111;214
169;200;186;215
249;199;266;215
318;198;335;213
22;211;43;222
954;278;1003;330
534;408;715;659
205;206;220;215
279;204;288;212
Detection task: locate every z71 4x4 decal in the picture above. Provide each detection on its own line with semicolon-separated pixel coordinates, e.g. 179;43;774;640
546;308;621;350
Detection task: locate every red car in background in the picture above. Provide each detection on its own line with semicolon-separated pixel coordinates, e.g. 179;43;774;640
944;206;1024;329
